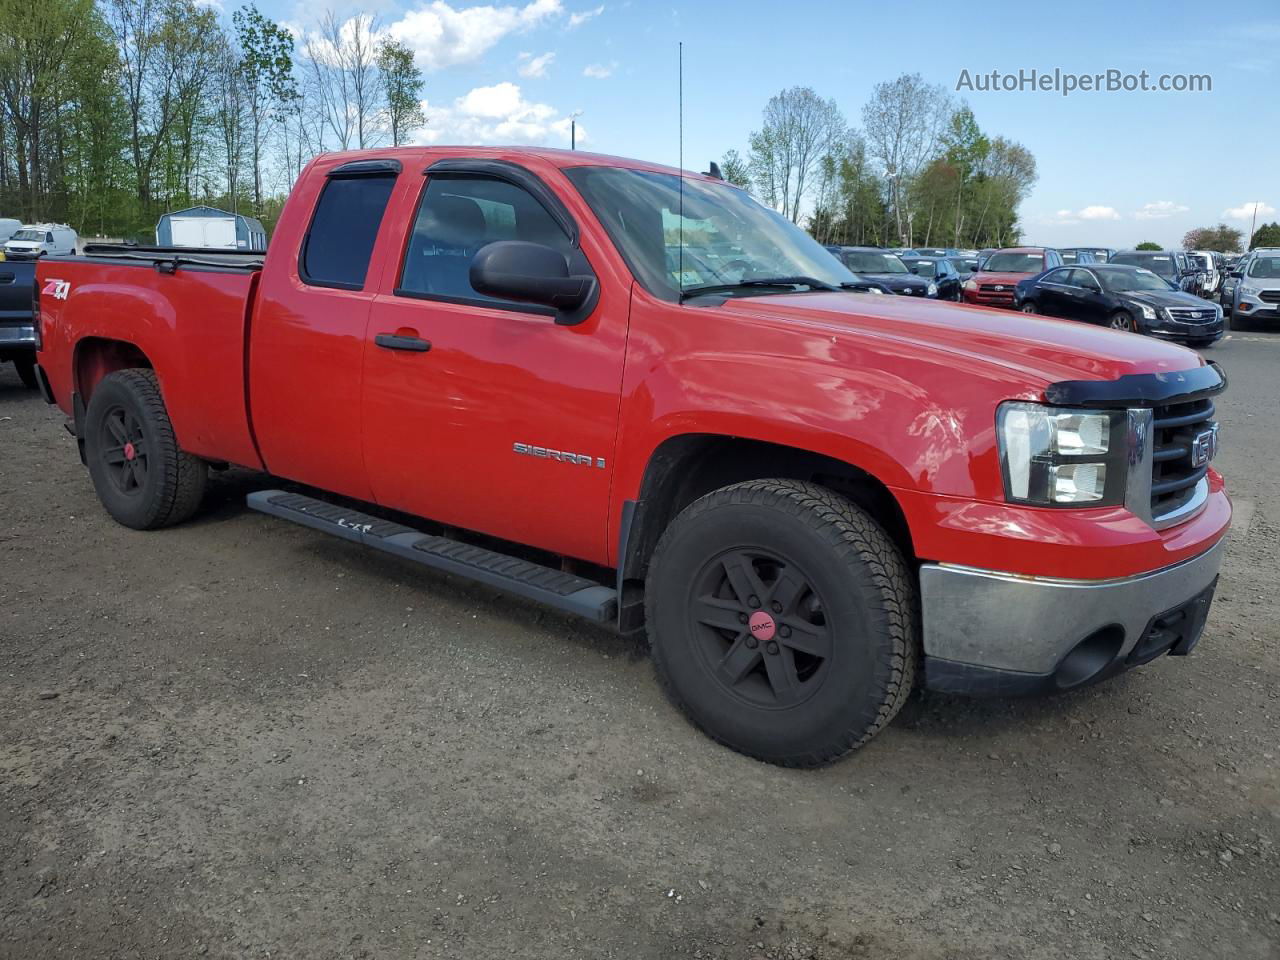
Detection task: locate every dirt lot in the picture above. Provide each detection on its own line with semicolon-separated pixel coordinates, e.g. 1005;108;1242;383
1;333;1277;960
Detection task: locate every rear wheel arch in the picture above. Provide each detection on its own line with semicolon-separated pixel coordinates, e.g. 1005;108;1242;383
74;337;154;405
619;434;915;589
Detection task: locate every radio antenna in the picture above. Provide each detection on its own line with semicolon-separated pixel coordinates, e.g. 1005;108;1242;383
678;41;684;296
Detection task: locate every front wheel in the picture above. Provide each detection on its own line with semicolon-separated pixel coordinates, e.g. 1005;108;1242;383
1109;310;1135;332
84;369;207;530
645;479;918;767
1019;301;1038;314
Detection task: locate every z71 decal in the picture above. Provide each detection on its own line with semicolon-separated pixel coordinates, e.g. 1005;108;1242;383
42;279;71;301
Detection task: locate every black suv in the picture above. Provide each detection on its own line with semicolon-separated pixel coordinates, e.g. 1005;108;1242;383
825;246;933;297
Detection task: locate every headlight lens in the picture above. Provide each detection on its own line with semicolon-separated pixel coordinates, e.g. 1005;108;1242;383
927;282;938;296
998;402;1125;506
1239;284;1259;297
1135;303;1156;320
963;278;977;291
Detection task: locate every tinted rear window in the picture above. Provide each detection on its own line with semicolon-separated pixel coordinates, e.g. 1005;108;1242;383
301;174;397;289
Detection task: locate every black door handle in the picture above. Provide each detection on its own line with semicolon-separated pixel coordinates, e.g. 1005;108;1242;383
375;333;431;352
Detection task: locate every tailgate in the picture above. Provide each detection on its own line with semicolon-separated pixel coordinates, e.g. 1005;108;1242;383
0;260;35;347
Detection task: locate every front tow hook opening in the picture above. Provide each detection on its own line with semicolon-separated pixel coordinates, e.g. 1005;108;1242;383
1053;625;1125;691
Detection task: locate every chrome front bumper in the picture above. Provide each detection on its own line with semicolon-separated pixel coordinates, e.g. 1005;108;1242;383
919;539;1226;695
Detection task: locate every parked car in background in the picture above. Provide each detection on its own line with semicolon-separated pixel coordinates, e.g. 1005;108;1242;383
3;224;78;259
887;247;919;257
913;247;962;258
1189;251;1219;295
1232;253;1280;328
1014;263;1223;346
962;246;1064;309
1063;247;1116;264
1110;250;1196;293
1058;248;1098;266
949;254;980;275
0;257;38;388
827;246;933;297
900;255;963;301
0;218;22;259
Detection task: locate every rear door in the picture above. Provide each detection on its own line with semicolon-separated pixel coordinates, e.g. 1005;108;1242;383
361;162;629;564
248;159;403;502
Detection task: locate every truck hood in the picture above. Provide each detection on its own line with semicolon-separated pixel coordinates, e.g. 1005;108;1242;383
972;270;1039;287
717;291;1203;387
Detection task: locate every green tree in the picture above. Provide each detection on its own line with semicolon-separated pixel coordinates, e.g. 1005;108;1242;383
719;148;751;190
234;4;297;213
376;37;424;147
1182;224;1242;252
1249;222;1280;249
1136;241;1163;250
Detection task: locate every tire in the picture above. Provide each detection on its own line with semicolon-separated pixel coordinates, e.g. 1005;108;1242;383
13;356;38;390
645;479;918;767
1109;310;1134;332
84;369;207;530
1019;301;1037;314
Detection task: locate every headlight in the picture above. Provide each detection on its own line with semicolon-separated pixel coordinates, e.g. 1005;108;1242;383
1135;303;1156;320
1239;284;1259;297
997;402;1126;506
866;286;884;294
963;278;977;291
927;282;938;296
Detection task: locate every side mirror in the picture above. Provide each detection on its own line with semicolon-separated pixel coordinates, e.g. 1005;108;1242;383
1230;269;1242;277
469;241;596;321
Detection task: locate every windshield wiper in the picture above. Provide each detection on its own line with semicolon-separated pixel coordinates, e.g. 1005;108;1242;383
679;276;839;301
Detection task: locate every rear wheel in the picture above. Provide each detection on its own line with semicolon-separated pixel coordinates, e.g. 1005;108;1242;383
84;369;207;530
1109;310;1134;332
12;356;38;390
646;479;917;767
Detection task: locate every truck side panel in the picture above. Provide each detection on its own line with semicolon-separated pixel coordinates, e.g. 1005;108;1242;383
37;258;263;470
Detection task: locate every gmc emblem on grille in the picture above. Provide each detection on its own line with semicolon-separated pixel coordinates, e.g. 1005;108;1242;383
1190;424;1219;468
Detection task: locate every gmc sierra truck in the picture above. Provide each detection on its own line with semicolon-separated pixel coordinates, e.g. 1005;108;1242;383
33;147;1230;767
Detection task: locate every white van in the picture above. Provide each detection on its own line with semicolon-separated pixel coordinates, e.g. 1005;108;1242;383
3;223;78;259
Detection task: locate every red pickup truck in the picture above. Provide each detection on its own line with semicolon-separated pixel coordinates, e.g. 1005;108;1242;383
33;147;1229;766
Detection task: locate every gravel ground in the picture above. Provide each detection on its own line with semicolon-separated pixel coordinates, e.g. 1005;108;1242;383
1;333;1277;960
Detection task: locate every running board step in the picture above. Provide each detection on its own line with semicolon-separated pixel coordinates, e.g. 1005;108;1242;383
246;490;618;623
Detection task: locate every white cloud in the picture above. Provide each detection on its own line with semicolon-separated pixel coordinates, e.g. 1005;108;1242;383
388;0;564;72
1040;205;1119;225
582;61;616;79
1134;200;1189;220
1078;205;1121;221
1222;200;1276;220
417;81;583;146
517;50;555;77
568;4;604;27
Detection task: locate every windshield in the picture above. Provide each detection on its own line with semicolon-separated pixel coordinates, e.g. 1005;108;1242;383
1111;252;1175;277
915;248;947;257
1060;250;1081;264
841;250;909;274
10;230;42;242
564;166;856;299
903;260;937;277
1189;254;1211;270
1247;256;1280;279
1098;267;1172;292
982;252;1043;273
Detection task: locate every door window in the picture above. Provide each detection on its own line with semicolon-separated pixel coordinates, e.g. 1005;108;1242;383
300;172;397;290
398;176;574;304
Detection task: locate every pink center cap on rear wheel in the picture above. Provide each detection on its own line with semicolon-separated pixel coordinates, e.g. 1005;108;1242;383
748;611;776;642
124;442;136;461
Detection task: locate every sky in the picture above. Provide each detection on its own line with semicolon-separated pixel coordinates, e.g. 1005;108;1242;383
239;0;1280;249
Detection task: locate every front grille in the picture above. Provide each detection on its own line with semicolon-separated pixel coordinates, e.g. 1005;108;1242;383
1164;306;1217;323
1260;290;1280;304
979;284;1013;293
1149;397;1216;520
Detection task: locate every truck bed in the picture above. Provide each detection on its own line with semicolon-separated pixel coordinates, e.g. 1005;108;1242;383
37;250;265;470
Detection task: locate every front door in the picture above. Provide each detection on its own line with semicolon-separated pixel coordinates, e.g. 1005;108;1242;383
361;167;629;564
